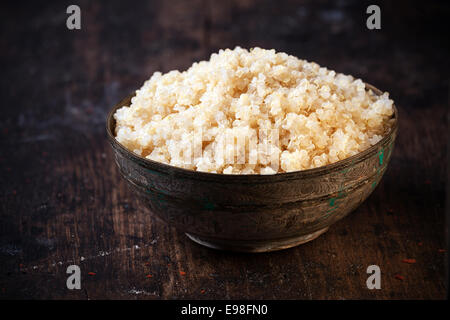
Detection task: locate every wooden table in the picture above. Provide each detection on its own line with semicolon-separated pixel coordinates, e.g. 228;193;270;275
0;0;447;299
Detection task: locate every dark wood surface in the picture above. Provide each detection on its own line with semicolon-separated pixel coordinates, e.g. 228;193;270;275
0;0;448;299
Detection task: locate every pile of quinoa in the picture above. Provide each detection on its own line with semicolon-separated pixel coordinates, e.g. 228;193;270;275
114;47;394;174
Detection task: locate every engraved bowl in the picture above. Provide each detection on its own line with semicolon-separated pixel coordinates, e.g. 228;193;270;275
106;84;398;252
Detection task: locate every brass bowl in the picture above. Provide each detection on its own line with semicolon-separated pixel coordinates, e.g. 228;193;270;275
106;84;398;252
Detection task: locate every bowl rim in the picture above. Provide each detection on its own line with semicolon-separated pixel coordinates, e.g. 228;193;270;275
106;83;398;181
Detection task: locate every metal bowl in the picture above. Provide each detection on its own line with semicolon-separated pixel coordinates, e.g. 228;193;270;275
106;84;398;252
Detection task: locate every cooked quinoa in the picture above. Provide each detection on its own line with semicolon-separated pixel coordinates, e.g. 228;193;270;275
114;47;394;174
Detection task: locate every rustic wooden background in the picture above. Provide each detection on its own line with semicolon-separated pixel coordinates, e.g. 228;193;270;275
0;0;448;299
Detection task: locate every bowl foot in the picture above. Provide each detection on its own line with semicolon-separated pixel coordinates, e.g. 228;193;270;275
185;227;329;252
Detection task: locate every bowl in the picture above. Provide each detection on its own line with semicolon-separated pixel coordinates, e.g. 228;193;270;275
106;84;398;252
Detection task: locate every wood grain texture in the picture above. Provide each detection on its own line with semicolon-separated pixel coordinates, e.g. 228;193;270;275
0;0;447;299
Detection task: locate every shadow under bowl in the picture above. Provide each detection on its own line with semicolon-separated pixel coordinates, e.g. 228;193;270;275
106;84;398;252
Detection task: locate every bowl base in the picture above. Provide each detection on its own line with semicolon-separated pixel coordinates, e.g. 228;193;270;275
185;227;329;252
